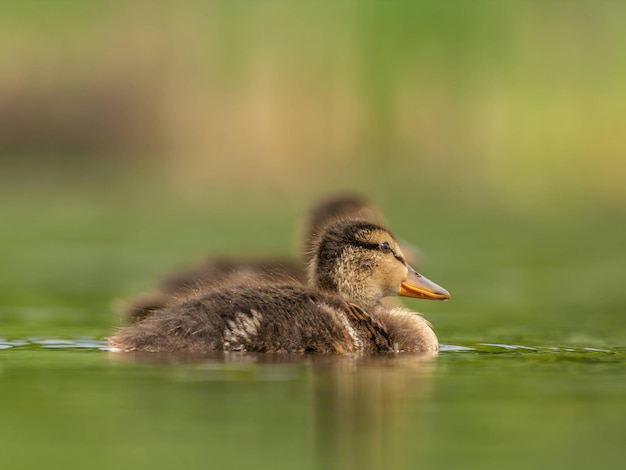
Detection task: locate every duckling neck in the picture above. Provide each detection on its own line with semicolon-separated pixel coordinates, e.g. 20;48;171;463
318;271;383;313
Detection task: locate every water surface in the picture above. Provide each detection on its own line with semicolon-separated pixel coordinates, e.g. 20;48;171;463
1;339;625;470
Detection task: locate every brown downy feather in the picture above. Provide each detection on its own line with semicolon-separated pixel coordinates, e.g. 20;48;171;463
110;219;445;355
110;284;394;354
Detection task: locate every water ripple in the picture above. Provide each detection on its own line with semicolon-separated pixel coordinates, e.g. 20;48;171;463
0;338;108;350
0;338;624;358
440;343;625;358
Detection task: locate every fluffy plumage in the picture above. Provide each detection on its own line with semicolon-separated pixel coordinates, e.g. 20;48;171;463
109;219;449;354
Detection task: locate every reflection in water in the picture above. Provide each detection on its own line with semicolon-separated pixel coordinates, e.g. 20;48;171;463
109;350;436;470
106;343;626;469
310;355;435;470
3;341;624;469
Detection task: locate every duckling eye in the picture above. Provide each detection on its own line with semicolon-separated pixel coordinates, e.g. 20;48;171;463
379;242;392;254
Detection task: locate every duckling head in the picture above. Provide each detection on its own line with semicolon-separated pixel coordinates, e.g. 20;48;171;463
309;219;450;310
302;193;421;266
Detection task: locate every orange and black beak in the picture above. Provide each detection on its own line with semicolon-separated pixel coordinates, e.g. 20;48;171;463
398;266;450;301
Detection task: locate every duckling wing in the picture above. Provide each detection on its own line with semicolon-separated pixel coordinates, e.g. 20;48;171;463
344;303;394;353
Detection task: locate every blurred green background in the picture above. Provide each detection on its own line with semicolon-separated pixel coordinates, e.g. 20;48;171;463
2;3;626;470
1;0;625;342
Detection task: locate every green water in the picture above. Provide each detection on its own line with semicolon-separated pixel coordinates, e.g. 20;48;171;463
1;343;625;470
1;189;625;470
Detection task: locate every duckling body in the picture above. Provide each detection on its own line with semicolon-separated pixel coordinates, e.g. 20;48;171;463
110;220;449;354
111;284;392;353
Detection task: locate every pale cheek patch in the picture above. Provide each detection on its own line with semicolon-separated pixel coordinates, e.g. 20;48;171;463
375;262;408;297
223;309;263;351
397;265;409;291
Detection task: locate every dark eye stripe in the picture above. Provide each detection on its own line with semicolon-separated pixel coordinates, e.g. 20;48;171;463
386;246;406;264
356;240;406;264
349;235;405;262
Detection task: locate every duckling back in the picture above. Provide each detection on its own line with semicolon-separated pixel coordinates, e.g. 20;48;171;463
110;284;394;354
122;258;302;322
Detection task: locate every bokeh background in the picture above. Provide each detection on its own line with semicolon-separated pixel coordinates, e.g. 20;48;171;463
2;3;626;470
1;0;625;341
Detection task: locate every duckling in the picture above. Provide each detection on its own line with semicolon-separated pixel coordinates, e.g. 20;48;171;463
122;194;403;322
109;219;449;354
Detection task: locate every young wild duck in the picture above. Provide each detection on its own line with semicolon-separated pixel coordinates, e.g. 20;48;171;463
109;219;449;354
122;194;409;322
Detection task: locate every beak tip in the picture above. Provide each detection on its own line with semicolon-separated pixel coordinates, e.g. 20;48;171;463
398;269;450;301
